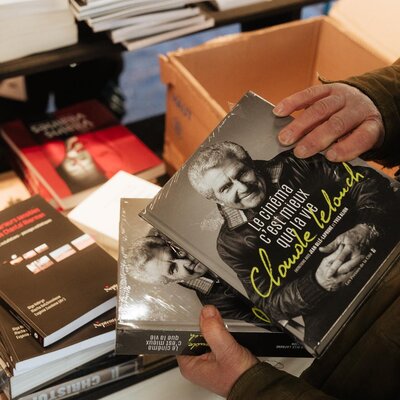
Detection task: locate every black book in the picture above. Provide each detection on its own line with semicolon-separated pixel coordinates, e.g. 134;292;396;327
0;195;117;347
140;91;400;357
116;198;308;357
0;306;115;375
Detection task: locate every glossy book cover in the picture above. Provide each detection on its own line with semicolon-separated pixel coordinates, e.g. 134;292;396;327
141;91;400;356
116;198;307;357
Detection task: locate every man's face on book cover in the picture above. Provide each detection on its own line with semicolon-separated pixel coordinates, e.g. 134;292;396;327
203;157;266;210
61;136;100;179
144;246;208;284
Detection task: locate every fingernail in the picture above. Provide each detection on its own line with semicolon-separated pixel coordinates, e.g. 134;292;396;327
273;104;284;116
278;129;294;145
202;305;216;319
326;149;337;161
295;145;308;158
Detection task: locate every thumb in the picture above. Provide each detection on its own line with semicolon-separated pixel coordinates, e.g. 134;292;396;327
200;305;238;359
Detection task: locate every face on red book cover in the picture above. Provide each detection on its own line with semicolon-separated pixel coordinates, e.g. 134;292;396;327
44;136;107;193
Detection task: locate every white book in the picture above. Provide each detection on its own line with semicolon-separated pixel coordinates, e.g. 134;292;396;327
0;0;69;19
111;13;206;43
70;0;167;20
0;22;78;63
74;0;186;21
209;0;272;11
122;17;214;51
90;6;199;32
73;0;154;11
0;9;75;37
2;341;114;399
68;171;161;252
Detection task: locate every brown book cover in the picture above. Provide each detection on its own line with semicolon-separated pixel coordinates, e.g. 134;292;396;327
0;195;117;347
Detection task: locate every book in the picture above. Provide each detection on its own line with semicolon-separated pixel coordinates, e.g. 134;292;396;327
0;0;70;19
89;6;201;32
116;198;308;357
122;17;215;52
0;171;30;212
140;91;400;357
0;195;117;347
0;306;115;375
207;0;272;11
0;0;77;63
0;342;115;399
71;0;202;21
1;100;165;210
110;8;204;43
68;170;161;253
16;353;143;400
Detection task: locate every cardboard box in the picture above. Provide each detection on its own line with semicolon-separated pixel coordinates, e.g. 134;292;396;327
160;0;399;171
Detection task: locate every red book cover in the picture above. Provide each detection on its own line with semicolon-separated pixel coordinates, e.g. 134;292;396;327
1;100;165;210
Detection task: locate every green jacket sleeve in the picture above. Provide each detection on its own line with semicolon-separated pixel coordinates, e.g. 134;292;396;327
340;58;400;167
228;362;336;400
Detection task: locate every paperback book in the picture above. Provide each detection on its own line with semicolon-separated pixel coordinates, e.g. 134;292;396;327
116;198;307;357
68;170;161;253
0;306;116;375
1;100;165;210
0;342;115;399
140;91;400;357
16;353;143;400
0;195;117;347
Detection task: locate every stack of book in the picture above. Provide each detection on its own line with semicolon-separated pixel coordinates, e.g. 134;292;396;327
69;0;215;51
0;99;166;211
0;195;175;399
0;0;78;63
115;91;400;359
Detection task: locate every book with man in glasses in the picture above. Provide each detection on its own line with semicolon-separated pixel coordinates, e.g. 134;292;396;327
115;197;308;357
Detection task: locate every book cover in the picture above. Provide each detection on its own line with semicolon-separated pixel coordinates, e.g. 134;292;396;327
0;341;115;399
140;91;400;357
116;198;308;357
1;100;165;210
0;306;116;375
0;195;117;347
17;353;143;400
0;171;30;212
68;170;161;253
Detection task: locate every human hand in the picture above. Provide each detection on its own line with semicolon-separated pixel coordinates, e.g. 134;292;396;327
315;244;363;291
273;83;384;161
177;305;258;397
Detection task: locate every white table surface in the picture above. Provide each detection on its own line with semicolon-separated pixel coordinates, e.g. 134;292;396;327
102;357;314;399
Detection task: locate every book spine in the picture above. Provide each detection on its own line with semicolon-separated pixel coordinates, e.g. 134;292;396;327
0;297;45;347
18;358;143;400
116;328;309;357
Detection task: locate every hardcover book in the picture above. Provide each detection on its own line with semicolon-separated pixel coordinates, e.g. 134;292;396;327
116;198;307;357
0;100;165;210
0;195;117;348
140;91;400;357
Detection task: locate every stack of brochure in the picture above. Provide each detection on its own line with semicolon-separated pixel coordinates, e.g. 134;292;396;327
70;0;214;51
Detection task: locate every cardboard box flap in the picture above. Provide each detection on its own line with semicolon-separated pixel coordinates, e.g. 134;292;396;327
330;0;399;63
